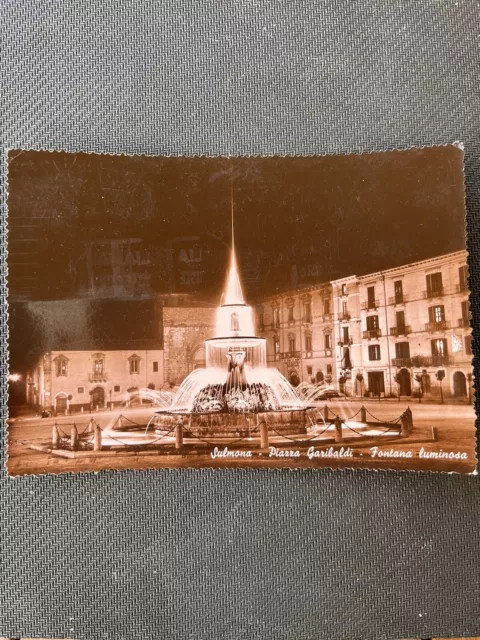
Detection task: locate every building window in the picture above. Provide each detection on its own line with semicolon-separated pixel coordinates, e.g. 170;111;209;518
342;301;348;316
55;356;68;377
459;265;468;292
465;335;472;355
305;334;312;352
273;336;280;354
395;342;410;359
325;334;332;349
429;305;445;323
289;337;296;353
367;286;376;309
91;353;106;377
303;302;312;323
366;315;379;330
431;338;448;357
342;326;349;344
368;345;381;361
288;306;294;322
114;385;121;392
128;354;141;375
77;386;85;394
461;300;469;326
341;284;347;296
426;272;443;297
326;364;332;374
394;280;403;304
153;361;159;372
323;298;330;315
273;307;280;328
396;310;406;331
307;366;313;376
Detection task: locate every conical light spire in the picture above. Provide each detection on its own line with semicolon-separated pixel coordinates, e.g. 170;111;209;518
224;250;245;305
223;183;245;306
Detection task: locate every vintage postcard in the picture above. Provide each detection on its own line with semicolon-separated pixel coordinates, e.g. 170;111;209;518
5;146;477;475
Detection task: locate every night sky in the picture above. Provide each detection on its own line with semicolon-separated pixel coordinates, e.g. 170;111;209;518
7;145;467;373
7;145;466;301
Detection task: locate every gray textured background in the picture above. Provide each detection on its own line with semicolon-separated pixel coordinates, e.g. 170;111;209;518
1;2;480;639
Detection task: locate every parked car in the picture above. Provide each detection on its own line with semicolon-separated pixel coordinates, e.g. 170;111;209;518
311;387;346;401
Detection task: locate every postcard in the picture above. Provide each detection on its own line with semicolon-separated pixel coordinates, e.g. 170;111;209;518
5;145;477;475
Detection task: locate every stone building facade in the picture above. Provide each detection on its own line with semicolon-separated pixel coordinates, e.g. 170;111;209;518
256;250;473;401
331;249;472;400
27;349;165;413
162;306;216;386
255;283;336;387
25;251;473;410
24;301;218;412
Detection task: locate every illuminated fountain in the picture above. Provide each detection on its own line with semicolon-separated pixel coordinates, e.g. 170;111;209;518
61;212;411;452
151;221;310;436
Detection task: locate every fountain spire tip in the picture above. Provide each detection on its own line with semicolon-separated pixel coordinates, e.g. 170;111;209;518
223;182;245;306
231;183;234;250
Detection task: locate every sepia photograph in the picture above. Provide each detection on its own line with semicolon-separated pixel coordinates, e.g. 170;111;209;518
6;145;477;475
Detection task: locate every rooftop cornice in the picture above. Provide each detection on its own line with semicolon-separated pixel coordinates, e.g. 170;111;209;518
356;249;467;282
253;250;467;302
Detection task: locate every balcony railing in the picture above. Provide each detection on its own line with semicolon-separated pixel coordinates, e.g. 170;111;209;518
279;351;301;360
392;357;413;368
89;371;108;382
390;325;411;336
423;287;444;299
422;355;452;366
361;299;379;310
458;317;470;328
363;328;382;339
425;320;450;332
392;355;452;368
388;294;408;305
322;313;333;322
339;312;351;321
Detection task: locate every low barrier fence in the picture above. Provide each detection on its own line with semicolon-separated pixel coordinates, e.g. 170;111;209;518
49;405;414;453
266;405;413;446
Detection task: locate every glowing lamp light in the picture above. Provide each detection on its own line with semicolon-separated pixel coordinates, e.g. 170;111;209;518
8;373;21;382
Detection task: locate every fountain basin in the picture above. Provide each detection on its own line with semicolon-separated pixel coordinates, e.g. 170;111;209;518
150;407;310;437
